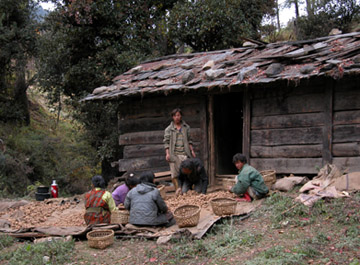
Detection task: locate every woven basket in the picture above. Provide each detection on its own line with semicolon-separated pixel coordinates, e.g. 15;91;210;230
111;210;129;225
86;229;114;249
221;178;236;189
157;185;166;199
260;170;277;189
174;204;201;228
210;197;237;216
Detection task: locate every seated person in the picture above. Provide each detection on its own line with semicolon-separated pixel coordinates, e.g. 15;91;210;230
177;158;208;195
84;175;117;225
229;153;269;200
124;171;175;227
112;173;139;206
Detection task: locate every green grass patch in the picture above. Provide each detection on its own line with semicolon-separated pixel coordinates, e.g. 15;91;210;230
2;239;74;265
0;234;16;250
245;244;319;265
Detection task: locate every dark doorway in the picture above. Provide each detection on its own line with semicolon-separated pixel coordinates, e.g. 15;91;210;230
213;93;243;174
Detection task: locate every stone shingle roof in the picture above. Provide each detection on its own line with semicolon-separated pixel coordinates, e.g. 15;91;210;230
83;32;360;101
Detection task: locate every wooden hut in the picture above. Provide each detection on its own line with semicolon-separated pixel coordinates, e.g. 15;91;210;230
83;32;360;185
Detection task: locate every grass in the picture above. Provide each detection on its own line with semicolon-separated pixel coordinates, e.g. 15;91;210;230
1;238;74;265
0;234;16;250
141;192;360;264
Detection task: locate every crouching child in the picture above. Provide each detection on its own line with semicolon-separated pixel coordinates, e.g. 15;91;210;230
229;153;269;200
124;171;175;227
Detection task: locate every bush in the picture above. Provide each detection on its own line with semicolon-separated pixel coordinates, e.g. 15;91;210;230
0;97;99;197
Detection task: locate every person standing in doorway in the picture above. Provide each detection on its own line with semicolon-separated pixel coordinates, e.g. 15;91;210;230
164;108;196;190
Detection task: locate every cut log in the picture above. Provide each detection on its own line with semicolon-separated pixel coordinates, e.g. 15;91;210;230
334;90;360;111
250;158;323;174
119;128;202;145
251;127;323;146
119;115;202;134
333;157;360;172
333;143;360;157
333;124;360;143
154;171;171;178
334;110;360;125
124;144;164;159
251;113;324;129
252;93;324;117
118;156;168;171
250;145;322;158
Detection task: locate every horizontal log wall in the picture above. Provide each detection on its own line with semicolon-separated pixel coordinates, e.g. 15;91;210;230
332;78;360;172
117;95;207;174
250;84;325;174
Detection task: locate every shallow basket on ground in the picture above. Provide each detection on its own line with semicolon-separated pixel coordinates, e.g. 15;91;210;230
86;229;114;249
173;204;201;228
210;197;237;216
111;210;129;225
260;170;277;189
157;184;166;199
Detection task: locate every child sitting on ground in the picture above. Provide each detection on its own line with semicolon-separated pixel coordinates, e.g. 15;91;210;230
112;173;139;206
124;171;175;227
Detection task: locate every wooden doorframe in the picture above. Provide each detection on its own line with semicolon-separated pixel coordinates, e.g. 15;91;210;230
207;94;216;185
242;88;251;163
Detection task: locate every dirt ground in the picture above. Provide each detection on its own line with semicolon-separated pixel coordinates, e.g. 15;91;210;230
68;190;360;265
1;190;359;265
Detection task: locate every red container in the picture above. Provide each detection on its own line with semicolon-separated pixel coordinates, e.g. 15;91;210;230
51;180;58;198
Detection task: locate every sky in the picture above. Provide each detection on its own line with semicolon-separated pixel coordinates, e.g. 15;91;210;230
278;0;307;27
40;0;305;27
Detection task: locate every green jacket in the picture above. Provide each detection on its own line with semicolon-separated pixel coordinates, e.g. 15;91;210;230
231;164;269;196
163;121;192;158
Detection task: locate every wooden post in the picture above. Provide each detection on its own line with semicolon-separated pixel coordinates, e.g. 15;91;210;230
243;88;251;163
322;80;334;165
200;97;209;181
207;95;216;185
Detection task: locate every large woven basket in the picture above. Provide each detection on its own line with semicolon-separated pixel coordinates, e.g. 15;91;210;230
210;197;237;216
221;178;236;189
86;229;114;249
260;170;277;189
174;204;201;228
111;210;129;225
157;185;166;199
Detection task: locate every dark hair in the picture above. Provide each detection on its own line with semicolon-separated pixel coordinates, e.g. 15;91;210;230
232;153;247;164
180;158;195;171
92;175;106;189
140;171;155;184
171;108;182;117
125;173;140;187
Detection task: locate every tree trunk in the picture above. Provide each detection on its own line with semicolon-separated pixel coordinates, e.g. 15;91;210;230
276;0;281;31
306;0;314;17
14;58;30;125
294;0;300;40
294;0;300;19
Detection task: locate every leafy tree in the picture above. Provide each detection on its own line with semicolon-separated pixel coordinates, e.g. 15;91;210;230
0;0;38;124
168;0;276;52
297;0;360;39
36;0;179;180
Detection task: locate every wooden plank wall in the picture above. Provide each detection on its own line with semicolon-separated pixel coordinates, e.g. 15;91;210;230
332;79;360;172
117;95;208;175
249;84;325;174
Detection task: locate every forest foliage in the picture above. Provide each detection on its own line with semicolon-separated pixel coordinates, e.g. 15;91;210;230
0;0;359;195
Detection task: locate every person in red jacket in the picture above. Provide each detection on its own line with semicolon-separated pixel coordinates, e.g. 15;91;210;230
84;175;117;225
